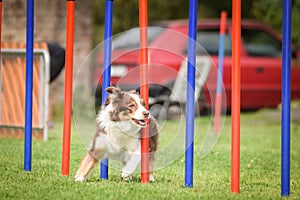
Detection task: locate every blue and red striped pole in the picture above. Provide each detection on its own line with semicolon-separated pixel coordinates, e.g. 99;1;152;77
100;0;114;180
185;0;198;188
281;0;291;196
24;0;34;172
214;11;227;134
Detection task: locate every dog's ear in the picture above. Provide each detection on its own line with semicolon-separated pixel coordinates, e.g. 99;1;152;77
106;86;121;94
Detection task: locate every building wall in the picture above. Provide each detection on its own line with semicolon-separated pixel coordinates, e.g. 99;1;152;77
2;0;93;102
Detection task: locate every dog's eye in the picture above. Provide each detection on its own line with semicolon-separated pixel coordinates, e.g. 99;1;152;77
128;104;135;109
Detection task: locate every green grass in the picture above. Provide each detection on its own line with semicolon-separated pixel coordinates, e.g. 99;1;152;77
1;109;300;199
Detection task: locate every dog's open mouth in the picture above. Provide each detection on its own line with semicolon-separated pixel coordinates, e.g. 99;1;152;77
131;118;147;127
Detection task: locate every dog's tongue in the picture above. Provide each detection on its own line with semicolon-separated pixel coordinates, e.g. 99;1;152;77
132;118;146;127
132;117;151;127
139;119;146;126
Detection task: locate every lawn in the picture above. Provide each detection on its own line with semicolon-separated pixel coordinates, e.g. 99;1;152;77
0;109;299;199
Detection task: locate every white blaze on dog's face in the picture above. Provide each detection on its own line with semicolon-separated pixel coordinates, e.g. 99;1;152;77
128;93;149;127
106;87;150;127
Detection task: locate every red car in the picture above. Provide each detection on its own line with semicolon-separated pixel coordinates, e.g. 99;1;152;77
94;19;300;112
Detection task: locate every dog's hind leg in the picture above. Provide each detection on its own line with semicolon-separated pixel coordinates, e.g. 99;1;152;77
75;152;99;182
75;133;108;182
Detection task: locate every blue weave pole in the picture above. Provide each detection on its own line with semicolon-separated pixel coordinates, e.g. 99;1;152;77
185;0;198;188
281;0;291;196
24;0;34;172
100;0;114;180
216;34;225;95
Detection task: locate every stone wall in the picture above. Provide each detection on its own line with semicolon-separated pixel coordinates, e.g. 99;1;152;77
2;0;93;102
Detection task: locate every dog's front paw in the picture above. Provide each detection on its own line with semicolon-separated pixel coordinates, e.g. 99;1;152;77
121;171;133;181
149;174;155;182
75;176;85;182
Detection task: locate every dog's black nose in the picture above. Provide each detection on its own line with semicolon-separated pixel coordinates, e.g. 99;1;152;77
143;111;149;118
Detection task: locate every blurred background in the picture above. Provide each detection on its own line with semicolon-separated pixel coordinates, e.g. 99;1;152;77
92;0;300;47
2;0;300;113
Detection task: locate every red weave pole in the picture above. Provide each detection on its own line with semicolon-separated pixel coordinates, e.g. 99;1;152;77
62;0;75;176
139;0;149;183
231;0;241;193
213;93;222;133
220;11;227;35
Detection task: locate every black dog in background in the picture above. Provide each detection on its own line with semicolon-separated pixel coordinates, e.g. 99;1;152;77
47;42;65;83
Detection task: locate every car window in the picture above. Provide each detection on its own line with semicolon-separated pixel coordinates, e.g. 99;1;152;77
184;29;231;56
197;29;232;55
112;28;163;50
242;29;282;57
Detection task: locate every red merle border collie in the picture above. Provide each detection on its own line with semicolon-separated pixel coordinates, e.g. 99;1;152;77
75;86;159;182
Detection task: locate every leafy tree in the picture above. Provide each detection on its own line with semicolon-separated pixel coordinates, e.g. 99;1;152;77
252;0;300;47
92;0;189;46
92;0;300;47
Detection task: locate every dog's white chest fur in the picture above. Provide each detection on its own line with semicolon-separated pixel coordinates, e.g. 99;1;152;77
93;121;142;178
106;122;141;152
95;105;142;157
